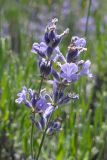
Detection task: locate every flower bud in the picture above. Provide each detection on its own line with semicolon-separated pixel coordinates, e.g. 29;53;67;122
39;59;52;77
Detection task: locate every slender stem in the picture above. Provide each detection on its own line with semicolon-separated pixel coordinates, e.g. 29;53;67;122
36;114;53;160
36;80;62;160
84;0;92;37
30;75;44;159
38;75;44;97
31;60;49;159
31;115;35;159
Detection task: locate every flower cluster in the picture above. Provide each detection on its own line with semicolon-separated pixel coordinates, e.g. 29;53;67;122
15;18;92;134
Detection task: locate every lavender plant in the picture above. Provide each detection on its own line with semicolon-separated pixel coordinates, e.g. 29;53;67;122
15;18;92;160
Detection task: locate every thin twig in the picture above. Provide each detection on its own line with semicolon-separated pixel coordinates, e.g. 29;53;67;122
84;0;92;37
31;113;35;159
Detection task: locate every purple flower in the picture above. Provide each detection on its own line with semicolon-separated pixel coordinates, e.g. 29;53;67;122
66;36;87;63
71;36;86;48
15;86;27;104
52;68;60;80
16;18;93;136
15;87;35;108
58;93;79;105
39;58;52;77
36;98;54;118
52;79;66;104
78;60;93;78
51;46;66;63
60;63;78;83
43;103;54;118
36;98;49;112
15;87;54;117
28;88;36;100
47;120;62;135
44;18;69;49
67;45;78;63
32;42;47;58
32;42;64;63
36;99;54;117
44;18;58;45
32;18;69;63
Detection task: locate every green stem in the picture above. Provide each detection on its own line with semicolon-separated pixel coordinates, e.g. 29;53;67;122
36;114;53;160
84;0;92;37
36;79;63;160
38;75;44;97
31;115;35;159
30;75;44;159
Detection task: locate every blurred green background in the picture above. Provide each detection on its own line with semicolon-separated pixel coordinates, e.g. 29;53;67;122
0;0;107;159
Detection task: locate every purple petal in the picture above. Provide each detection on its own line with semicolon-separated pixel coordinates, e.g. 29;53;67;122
43;104;54;118
47;121;62;135
79;60;93;78
36;98;49;112
15;98;23;104
32;43;39;53
60;63;78;82
15;86;27;104
40;116;47;128
75;38;86;48
32;42;47;57
61;63;78;75
51;68;60;80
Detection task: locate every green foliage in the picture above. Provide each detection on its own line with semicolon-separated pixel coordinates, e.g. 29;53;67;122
0;0;107;159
